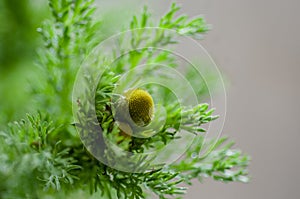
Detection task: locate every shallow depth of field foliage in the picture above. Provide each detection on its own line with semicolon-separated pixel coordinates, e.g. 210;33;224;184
0;0;250;199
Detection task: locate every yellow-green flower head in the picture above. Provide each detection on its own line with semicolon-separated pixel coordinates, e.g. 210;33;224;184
125;89;154;127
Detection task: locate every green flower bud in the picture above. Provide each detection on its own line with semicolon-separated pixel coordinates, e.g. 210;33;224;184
115;88;154;127
125;89;154;127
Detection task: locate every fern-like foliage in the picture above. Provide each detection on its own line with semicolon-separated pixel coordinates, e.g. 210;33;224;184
0;113;80;198
0;1;249;199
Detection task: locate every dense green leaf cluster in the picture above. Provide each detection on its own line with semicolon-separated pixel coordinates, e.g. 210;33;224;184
0;1;249;199
0;114;80;198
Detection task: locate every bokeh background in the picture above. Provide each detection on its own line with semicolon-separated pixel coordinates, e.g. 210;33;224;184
165;0;300;198
1;0;299;198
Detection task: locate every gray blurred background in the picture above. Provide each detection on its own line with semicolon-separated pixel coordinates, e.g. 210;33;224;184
154;0;300;198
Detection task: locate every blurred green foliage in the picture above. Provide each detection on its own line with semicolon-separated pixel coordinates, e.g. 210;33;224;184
0;0;49;125
0;0;135;126
0;0;48;71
